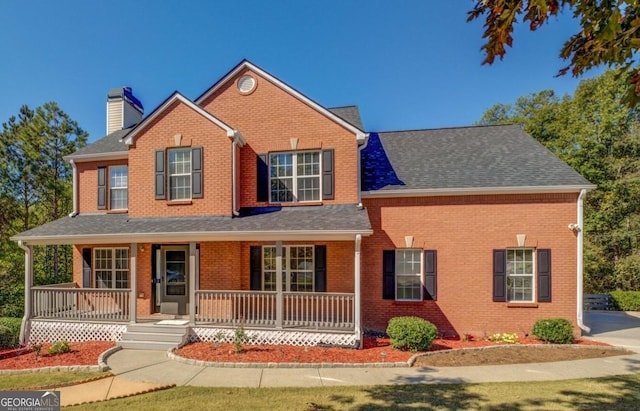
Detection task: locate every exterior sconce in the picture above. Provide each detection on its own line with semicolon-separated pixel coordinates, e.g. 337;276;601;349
139;244;145;252
138;292;145;298
516;234;526;247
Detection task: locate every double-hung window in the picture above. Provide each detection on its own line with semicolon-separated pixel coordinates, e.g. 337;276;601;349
94;248;129;289
262;245;314;292
109;166;128;210
269;151;320;203
395;249;422;301
506;248;534;302
168;148;191;200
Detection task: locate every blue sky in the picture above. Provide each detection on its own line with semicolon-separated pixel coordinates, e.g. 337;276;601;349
1;1;602;142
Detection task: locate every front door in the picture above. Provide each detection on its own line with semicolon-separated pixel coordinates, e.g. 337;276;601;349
162;246;189;315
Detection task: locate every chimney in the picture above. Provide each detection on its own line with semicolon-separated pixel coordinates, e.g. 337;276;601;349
106;87;144;135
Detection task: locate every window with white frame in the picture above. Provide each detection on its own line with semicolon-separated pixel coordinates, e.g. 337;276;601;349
109;165;128;210
168;148;191;200
506;248;534;302
263;245;314;292
269;151;320;203
94;248;129;289
396;249;422;301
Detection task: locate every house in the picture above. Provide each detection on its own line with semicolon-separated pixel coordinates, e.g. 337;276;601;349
12;60;595;349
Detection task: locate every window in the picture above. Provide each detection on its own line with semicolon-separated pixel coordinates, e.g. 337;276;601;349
269;151;320;203
168;148;192;200
94;248;129;289
395;249;422;301
109;166;128;210
506;249;534;302
262;245;314;292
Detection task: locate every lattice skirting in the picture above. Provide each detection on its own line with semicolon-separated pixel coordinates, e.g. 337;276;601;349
190;327;358;347
27;320;126;344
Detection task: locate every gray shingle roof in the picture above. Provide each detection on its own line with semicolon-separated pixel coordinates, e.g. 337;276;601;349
361;124;593;192
67;128;131;158
12;205;372;244
328;106;364;131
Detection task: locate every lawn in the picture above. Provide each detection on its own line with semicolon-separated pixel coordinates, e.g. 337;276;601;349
0;371;110;390
61;374;640;410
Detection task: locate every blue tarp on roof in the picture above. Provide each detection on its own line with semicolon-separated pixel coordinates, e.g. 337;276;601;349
360;132;405;191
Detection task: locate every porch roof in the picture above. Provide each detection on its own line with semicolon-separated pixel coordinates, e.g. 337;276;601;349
11;204;372;245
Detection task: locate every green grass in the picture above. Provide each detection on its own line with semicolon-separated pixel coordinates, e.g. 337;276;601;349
64;374;640;411
0;371;110;390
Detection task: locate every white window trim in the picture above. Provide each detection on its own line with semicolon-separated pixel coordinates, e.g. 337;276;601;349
506;248;536;303
269;150;321;203
109;165;128;210
94;247;129;289
395;248;423;302
262;245;315;292
168;148;192;201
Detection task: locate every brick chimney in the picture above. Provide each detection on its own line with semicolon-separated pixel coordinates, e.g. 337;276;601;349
106;87;144;135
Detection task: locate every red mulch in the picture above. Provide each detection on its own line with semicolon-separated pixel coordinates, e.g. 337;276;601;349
0;341;115;370
173;335;609;364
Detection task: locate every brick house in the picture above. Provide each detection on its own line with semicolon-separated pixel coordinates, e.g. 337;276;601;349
12;60;594;348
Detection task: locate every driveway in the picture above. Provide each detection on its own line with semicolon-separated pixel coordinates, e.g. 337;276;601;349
583;310;640;352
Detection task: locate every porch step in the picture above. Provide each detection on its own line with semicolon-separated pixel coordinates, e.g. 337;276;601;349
118;324;189;350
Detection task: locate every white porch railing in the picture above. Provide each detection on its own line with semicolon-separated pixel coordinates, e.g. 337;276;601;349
31;284;130;322
196;290;355;330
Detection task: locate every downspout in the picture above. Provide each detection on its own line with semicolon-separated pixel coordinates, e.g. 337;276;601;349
68;159;78;217
232;140;239;216
17;240;33;345
576;189;590;333
356;134;369;208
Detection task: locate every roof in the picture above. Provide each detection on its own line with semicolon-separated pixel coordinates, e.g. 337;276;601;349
361;124;594;195
65;128;131;161
11;205;372;245
328;106;364;130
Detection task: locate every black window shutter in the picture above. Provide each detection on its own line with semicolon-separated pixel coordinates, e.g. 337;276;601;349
424;250;437;300
322;149;334;200
250;246;262;290
97;167;107;210
155;150;166;200
537;249;552;302
256;154;269;202
191;146;203;198
382;250;395;299
314;245;327;292
82;248;92;288
493;249;507;302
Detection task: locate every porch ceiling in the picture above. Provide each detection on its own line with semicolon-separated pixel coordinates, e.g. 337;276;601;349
11;204;372;245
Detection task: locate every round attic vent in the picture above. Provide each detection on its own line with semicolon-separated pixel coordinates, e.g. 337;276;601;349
237;75;257;94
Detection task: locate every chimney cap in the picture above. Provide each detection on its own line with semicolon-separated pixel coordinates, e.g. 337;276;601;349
107;86;144;112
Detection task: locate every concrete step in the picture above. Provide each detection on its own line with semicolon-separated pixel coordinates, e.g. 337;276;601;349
126;324;188;335
118;340;180;351
120;332;185;343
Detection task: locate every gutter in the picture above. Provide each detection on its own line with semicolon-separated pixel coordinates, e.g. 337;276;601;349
361;185;596;198
576;189;590;333
69;160;78;217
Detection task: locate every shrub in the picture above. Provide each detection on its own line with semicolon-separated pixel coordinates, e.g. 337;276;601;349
609;291;640;311
0;325;16;349
386;316;438;352
531;318;574;344
0;318;21;348
48;340;71;355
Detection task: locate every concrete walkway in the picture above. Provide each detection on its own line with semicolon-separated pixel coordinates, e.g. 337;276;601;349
57;311;640;405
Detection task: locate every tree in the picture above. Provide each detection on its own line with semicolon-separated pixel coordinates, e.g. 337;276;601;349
479;70;640;292
468;1;640;105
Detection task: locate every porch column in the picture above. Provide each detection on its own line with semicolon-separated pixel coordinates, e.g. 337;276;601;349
354;235;362;347
130;243;137;323
275;241;283;328
18;241;33;345
189;242;196;325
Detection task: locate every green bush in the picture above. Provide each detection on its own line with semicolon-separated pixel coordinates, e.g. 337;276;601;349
0;318;21;349
386;316;438;352
609;291;640;311
48;340;71;355
531;318;574;344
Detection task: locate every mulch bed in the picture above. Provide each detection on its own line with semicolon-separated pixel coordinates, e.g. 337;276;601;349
0;341;115;370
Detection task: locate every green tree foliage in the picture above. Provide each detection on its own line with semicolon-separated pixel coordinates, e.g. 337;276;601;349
0;103;87;316
468;1;640;105
479;70;640;292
